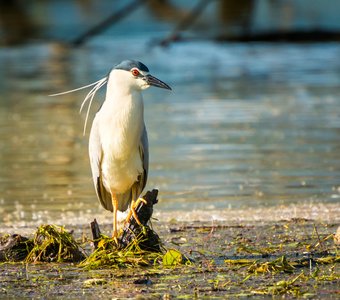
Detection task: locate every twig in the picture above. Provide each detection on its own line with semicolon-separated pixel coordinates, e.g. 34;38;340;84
72;0;147;46
157;0;212;47
313;224;325;251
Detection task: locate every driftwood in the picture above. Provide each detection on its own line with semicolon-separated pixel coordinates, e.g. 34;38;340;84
91;189;161;252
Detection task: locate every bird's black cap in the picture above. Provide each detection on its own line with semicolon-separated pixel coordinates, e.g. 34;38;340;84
114;60;149;72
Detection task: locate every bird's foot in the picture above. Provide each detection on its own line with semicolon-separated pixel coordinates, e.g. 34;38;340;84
125;197;147;226
111;227;119;245
112;235;119;246
135;197;147;208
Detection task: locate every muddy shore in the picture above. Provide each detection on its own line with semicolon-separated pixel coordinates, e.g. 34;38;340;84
1;205;339;299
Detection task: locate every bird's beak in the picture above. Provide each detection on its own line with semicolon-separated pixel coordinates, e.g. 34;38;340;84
144;74;172;90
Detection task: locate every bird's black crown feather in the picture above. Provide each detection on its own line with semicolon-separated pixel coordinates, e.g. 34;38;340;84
114;60;149;72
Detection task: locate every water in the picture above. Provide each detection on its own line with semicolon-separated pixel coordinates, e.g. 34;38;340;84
0;40;339;227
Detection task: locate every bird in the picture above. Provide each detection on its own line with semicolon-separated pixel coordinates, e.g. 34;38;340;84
50;60;171;240
88;60;171;240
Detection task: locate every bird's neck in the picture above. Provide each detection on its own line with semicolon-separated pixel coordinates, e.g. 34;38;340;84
104;80;144;114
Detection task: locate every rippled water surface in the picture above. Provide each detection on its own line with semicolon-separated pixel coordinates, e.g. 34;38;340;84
0;41;339;226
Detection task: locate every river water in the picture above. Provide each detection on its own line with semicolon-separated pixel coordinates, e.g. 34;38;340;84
0;39;339;227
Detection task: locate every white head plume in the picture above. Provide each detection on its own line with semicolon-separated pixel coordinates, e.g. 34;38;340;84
49;77;108;135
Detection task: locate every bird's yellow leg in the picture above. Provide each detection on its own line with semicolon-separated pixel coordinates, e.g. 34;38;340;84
111;192;118;243
125;197;147;226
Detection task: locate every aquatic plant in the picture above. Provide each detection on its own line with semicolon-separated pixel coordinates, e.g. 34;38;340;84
79;231;164;269
25;224;85;263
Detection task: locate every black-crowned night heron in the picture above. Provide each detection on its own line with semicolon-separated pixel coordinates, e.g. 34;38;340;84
51;60;171;240
89;60;171;239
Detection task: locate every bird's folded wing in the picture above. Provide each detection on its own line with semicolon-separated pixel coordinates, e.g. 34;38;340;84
89;116;113;212
139;125;149;191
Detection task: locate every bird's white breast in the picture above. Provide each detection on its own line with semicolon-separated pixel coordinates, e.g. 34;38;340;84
98;90;144;194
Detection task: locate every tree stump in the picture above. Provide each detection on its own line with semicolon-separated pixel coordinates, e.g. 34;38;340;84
91;189;162;252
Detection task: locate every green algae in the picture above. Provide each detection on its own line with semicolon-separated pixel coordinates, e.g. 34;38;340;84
25;224;85;263
79;232;164;269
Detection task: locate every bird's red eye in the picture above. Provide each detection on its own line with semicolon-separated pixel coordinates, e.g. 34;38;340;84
131;69;140;76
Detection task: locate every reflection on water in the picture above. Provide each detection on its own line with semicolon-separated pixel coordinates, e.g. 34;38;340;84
0;41;339;226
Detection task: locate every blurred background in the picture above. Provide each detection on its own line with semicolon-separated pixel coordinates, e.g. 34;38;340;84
0;0;339;227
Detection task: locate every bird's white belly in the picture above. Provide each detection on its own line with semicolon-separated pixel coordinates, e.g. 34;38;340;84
98;111;143;194
101;148;142;194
